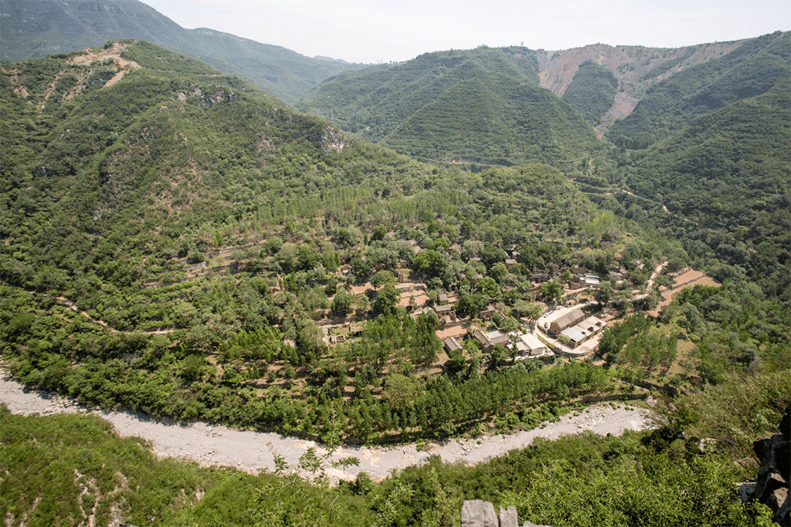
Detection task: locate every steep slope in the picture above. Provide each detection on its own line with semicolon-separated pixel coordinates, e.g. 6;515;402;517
536;41;744;129
560;60;618;128
606;31;790;149
0;0;367;102
299;47;604;167
1;41;641;442
614;79;791;297
0;40;375;291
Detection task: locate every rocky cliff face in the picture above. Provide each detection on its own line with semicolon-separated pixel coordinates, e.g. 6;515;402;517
742;403;791;525
534;41;744;130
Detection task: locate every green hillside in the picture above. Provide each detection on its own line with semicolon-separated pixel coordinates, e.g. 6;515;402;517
1;41;662;442
561;60;618;126
607;31;790;149
0;0;367;102
299;47;604;167
2;37;791;527
611;79;791;299
3;401;783;526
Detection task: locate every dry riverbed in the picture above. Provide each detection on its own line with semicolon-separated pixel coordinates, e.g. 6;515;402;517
0;374;652;484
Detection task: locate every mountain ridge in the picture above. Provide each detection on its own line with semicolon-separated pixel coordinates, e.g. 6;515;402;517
0;0;369;102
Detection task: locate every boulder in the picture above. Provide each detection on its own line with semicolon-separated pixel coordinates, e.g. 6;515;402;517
461;500;498;527
460;500;551;527
749;403;791;525
499;506;518;527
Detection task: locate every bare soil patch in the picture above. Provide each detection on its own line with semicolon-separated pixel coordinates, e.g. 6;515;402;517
653;268;720;314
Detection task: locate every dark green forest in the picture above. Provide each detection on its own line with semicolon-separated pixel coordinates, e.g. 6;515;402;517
299;47;604;167
561;60;618;126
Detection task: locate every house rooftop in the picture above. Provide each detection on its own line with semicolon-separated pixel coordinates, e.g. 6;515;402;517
443;337;463;352
519;332;546;351
561;327;586;343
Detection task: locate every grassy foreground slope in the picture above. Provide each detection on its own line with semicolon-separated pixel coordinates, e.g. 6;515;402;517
1;402;781;527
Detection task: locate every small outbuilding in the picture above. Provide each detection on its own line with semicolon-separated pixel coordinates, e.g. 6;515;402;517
443;337;463;353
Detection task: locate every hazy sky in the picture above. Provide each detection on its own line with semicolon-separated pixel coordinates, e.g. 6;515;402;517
141;0;790;64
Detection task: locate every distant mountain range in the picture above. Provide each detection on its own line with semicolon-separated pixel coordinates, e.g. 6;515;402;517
298;46;605;167
0;0;369;102
1;0;775;121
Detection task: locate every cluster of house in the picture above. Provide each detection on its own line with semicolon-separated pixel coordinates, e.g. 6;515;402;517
442;327;554;362
541;308;606;349
323;242;630;350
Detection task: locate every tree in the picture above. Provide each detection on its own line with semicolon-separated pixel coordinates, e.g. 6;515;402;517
382;373;419;412
481;246;507;269
456;294;487;319
370;224;387;242
330;290;353;317
412;312;441;365
489;262;508;283
412;250;448;279
524;302;544;324
488;345;507;372
373;285;399;316
594;282;614;307
350;255;372;283
476;277;501;299
371;270;398;290
541;280;562;304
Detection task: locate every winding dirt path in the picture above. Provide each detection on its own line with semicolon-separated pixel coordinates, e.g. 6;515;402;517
0;374;652;484
633;261;668;301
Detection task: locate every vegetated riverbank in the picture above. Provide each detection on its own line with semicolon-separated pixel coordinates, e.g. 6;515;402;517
0;373;652;483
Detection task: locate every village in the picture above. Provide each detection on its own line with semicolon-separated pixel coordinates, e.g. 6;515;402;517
309;242;681;375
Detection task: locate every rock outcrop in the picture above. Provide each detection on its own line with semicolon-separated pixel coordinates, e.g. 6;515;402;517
742;403;791;525
461;501;498;527
461;500;550;527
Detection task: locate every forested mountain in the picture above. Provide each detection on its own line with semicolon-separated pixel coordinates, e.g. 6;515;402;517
560;60;618;126
597;32;791;302
606;31;790;149
0;0;368;102
299;39;755;146
299;47;604;167
297;35;786;167
536;40;746;131
1;25;791;526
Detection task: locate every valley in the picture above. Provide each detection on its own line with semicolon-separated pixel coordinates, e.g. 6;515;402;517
0;6;789;525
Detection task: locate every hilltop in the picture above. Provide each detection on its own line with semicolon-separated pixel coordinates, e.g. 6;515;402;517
298;46;604;168
0;0;368;102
